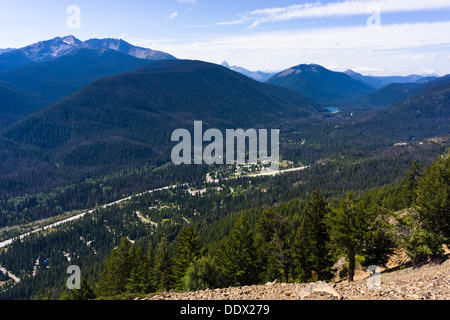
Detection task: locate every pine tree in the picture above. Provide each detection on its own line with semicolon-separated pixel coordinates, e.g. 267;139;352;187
153;236;172;291
402;155;449;264
222;213;259;286
141;246;155;293
98;237;133;296
416;155;449;241
327;192;395;282
255;208;292;283
360;205;396;268
293;188;333;282
327;193;363;282
172;224;201;290
126;245;146;294
401;161;423;208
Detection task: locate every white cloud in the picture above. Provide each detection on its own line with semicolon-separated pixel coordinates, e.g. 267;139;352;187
132;21;450;76
166;11;179;20
217;0;450;27
177;0;197;4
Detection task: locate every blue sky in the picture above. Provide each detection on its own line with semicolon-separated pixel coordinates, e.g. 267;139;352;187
1;0;450;75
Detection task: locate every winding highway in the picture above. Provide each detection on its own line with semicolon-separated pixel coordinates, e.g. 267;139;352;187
0;165;309;282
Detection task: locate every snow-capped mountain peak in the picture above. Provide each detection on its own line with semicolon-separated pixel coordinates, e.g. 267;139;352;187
5;35;176;64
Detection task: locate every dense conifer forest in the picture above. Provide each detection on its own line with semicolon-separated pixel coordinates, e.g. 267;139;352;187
0;47;449;302
0;141;448;299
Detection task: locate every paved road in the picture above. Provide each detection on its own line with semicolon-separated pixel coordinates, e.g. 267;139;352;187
0;266;20;283
0;167;308;249
247;165;309;177
0;184;179;250
205;165;309;183
0;166;308;281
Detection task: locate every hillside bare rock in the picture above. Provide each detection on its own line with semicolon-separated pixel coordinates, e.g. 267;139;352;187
144;258;449;300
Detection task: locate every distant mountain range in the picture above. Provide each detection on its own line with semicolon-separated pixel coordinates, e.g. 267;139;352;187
355;80;450;141
349;74;450;111
265;64;442;107
344;69;439;89
0;59;322;195
0;48;15;54
85;38;176;60
266;64;375;105
221;61;276;82
0;35;175;73
0;48;151;105
1;35;449;198
0;36;176;127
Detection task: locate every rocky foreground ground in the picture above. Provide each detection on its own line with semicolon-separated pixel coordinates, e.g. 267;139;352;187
144;258;449;300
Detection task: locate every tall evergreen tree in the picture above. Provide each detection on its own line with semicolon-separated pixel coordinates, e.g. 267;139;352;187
172;224;201;290
293;188;333;282
255;208;292;283
126;245;146;294
416;155;450;241
327;193;364;282
141;246;155;294
403;155;449;264
401;161;423;208
222;214;259;286
327;192;395;282
98;237;133;296
153;236;173;291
